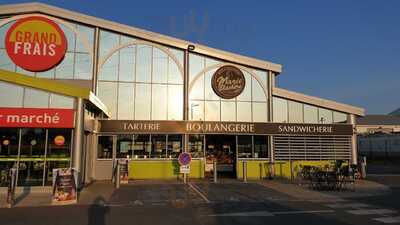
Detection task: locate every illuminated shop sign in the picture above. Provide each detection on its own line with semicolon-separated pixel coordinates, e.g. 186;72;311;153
5;16;67;72
0;108;74;128
100;120;353;135
211;65;245;99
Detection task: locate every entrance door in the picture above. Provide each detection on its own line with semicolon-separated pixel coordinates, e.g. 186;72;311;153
205;135;236;178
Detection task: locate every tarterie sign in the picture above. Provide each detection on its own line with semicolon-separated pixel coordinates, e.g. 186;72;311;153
5;16;67;72
211;65;245;99
0;108;74;128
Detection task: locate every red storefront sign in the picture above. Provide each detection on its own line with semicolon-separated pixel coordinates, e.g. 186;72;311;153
0;108;74;128
4;16;67;72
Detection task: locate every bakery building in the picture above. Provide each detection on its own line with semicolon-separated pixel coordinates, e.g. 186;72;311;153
0;2;364;187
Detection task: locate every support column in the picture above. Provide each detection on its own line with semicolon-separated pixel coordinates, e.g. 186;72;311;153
73;98;85;186
267;70;275;177
349;114;358;165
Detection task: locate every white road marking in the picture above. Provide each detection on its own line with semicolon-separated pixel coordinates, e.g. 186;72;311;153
325;203;371;209
188;183;211;203
205;210;335;217
373;216;400;224
347;209;397;215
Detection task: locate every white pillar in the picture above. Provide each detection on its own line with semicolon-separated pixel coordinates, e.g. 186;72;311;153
72;98;84;185
349;114;358;165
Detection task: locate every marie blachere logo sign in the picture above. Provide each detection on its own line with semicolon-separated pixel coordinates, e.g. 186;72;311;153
211;65;245;99
5;16;67;72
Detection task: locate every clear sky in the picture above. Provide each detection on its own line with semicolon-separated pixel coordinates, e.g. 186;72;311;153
1;0;399;114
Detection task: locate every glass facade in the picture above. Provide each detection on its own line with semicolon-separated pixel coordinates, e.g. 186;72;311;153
0;19;94;80
97;30;184;120
0;128;72;187
188;53;268;122
273;97;348;124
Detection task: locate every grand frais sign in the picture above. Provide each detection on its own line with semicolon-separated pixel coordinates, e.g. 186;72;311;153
5;16;67;72
211;65;245;99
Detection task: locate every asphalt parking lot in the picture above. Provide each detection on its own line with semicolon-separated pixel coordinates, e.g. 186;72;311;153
0;178;399;225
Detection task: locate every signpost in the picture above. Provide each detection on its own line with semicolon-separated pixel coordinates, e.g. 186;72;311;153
6;168;17;208
178;152;192;183
52;168;78;205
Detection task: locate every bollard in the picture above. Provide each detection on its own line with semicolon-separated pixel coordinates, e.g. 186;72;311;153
361;156;367;179
213;160;217;183
243;161;247;183
116;161;120;189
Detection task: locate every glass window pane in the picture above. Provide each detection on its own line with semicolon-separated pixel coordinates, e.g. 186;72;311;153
59;23;75;52
50;94;74;109
118;83;134;120
76;25;94;53
237;71;251;101
273;97;288;123
55;52;74;79
136;45;152;83
254;69;268;88
221;101;236;121
304;104;318;123
167;135;182;158
98;53;118;81
288;101;303;123
252;77;267;102
17;161;44;186
74;53;92;79
168;49;183;84
119;46;135;82
189;100;204;121
47;129;72;159
117;134;133;159
0;128;19;158
205;101;220;121
238;136;252;158
24;88;49;108
205;68;220;100
0;49;15;71
152;48;168;83
36;69;55;79
20;128;46;158
151;134;166;158
334;112;348;123
97;136;113;159
152;84;168;120
16;66;34;76
189;135;204;158
168;85;183;120
189;53;204;82
237;102;252;122
319;108;333;124
0;162;17;187
0;21;13;49
253;102;268;122
135;84;151;120
254;135;268;158
120;35;136;45
0;81;23;107
97;82;118;119
189;76;204;100
132;134;151;159
99;30;119;57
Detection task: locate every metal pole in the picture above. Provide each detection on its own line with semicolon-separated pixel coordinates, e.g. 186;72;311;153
361;156;367;179
213;160;217;183
243;161;247;183
184;173;187;184
116;161;120;189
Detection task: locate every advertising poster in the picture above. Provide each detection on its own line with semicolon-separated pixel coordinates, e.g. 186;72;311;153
118;159;129;184
52;168;78;205
6;168;17;207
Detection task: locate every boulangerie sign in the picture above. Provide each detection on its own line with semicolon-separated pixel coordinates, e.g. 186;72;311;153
0;108;74;128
